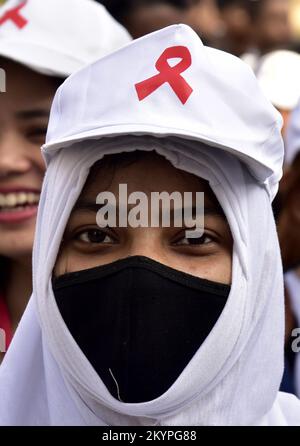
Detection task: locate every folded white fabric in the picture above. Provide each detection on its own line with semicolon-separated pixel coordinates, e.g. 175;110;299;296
44;24;283;200
0;0;131;77
1;24;299;426
1;135;299;425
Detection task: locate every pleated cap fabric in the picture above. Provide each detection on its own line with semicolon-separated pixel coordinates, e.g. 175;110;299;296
43;24;284;199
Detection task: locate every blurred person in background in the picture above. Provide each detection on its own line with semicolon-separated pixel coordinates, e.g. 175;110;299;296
288;0;300;51
100;0;224;45
242;0;293;70
255;50;300;134
217;0;254;56
277;104;300;396
0;0;131;361
114;0;185;38
181;0;225;45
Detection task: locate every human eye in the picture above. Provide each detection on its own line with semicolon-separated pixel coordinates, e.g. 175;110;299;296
26;125;48;144
75;228;117;245
173;232;215;246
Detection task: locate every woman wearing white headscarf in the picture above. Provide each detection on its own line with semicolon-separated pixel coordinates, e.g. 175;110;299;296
0;0;131;356
0;24;300;425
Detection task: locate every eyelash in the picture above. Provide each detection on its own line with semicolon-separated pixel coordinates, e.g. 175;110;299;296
74;228;216;247
77;229;117;244
173;233;214;246
26;127;48;140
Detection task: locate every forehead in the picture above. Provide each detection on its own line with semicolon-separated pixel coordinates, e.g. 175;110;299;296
0;57;57;104
262;0;289;14
76;150;223;215
82;150;213;196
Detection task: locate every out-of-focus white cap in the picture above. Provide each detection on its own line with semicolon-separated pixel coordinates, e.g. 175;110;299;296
0;0;131;77
44;24;284;200
286;99;300;165
256;50;300;111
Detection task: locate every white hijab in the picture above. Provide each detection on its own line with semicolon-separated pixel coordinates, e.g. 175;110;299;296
0;135;300;426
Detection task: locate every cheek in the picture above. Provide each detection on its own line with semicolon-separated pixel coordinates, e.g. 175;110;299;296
0;219;37;258
54;247;73;277
170;249;232;285
197;252;232;285
54;247;107;276
213;250;232;284
30;145;46;174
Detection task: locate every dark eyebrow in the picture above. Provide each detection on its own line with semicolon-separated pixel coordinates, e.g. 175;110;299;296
72;200;226;220
72;200;106;213
16;109;49;120
201;204;226;219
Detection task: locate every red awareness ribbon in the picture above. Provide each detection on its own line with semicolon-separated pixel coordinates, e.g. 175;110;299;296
0;0;28;29
135;45;193;105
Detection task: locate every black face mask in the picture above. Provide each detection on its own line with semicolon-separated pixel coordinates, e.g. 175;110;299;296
52;256;230;403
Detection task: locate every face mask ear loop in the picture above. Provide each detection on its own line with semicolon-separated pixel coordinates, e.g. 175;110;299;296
109;368;123;402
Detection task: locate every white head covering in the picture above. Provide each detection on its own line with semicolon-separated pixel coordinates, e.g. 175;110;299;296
0;0;131;77
44;25;283;200
256;51;300;111
285;99;300;165
1;24;300;426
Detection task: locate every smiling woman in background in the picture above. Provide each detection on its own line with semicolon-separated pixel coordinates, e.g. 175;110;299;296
0;0;131;358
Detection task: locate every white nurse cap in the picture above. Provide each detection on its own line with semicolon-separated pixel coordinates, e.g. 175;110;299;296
0;0;131;77
44;24;284;199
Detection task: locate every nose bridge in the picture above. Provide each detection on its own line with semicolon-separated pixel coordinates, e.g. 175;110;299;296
126;228;166;263
0;128;30;174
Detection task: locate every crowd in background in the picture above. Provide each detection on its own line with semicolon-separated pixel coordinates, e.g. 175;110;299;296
98;0;297;54
0;0;300;411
